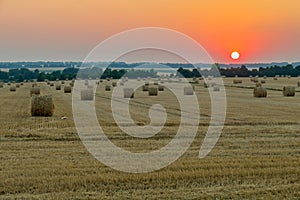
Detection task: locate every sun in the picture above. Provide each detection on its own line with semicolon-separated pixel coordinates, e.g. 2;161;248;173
231;51;240;60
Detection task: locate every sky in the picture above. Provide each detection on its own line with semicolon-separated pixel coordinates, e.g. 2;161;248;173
0;0;300;63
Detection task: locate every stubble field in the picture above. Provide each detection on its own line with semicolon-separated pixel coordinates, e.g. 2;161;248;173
0;77;300;199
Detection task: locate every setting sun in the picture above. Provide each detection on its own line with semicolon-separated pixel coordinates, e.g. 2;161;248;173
231;51;240;60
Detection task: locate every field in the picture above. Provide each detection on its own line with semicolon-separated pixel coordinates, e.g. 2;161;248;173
1;77;300;199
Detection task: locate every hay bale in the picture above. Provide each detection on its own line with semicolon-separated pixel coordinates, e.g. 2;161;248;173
0;82;4;88
55;84;61;90
273;77;278;80
148;87;158;96
184;87;194;95
283;86;295;96
233;79;242;84
123;88;134;98
106;78;110;81
158;85;164;91
204;82;209;88
31;95;54;116
105;85;111;91
30;87;40;96
50;82;54;86
251;78;259;83
80;89;93;100
160;80;164;84
61;80;65;84
112;82;117;87
297;81;300;87
7;82;11;86
213;86;220;92
69;82;74;87
256;83;262;87
120;81;125;86
84;80;89;86
154;81;158;85
263;76;267;79
144;81;149;86
253;86;267;98
64;86;72;93
87;85;93;89
10;86;16;92
142;85;149;91
260;80;266;84
16;84;20;88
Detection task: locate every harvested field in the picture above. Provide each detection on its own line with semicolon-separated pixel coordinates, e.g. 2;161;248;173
0;78;300;199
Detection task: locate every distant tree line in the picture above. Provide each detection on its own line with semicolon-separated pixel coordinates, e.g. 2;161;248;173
1;63;300;82
176;64;300;78
0;67;159;82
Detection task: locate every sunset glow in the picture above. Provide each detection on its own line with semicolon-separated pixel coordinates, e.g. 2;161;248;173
0;0;300;63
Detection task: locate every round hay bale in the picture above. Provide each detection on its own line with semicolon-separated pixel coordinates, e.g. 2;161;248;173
251;78;259;83
80;89;93;100
283;86;295;96
30;87;40;96
256;83;262;87
233;79;242;84
106;78;110;81
0;82;4;88
87;85;93;89
120;81;125;86
144;81;149;86
260;80;266;84
297;81;300;87
10;86;16;92
84;80;89;86
154;81;158;85
148;87;158;96
160;80;164;84
142;85;149;91
64;86;72;93
253;86;267;98
100;79;103;83
123;88;134;98
7;82;11;86
273;77;278;80
137;77;141;81
204;82;209;88
112;82;117;87
69;82;74;87
158;85;164;91
184;86;194;95
61;80;65;84
16;84;20;88
50;82;54;86
105;85;111;91
31;95;54;116
213;86;220;92
55;84;61;90
263;76;267;79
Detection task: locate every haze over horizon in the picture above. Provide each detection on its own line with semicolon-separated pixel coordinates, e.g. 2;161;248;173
0;0;300;63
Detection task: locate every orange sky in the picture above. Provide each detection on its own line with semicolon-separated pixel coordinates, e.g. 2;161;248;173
0;0;300;63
